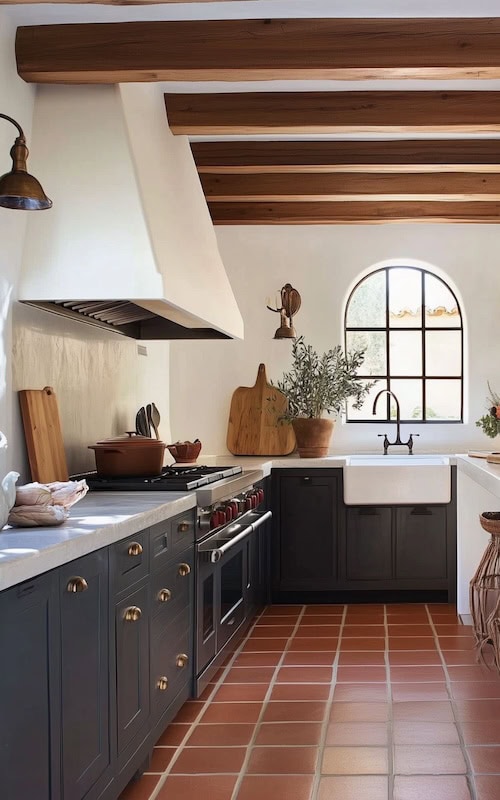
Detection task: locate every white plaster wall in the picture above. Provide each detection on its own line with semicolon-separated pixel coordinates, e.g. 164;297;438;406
170;224;500;456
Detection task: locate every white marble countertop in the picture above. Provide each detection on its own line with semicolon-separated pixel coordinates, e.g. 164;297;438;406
455;454;500;499
0;491;196;591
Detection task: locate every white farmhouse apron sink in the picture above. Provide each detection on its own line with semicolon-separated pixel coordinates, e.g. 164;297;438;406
343;454;451;505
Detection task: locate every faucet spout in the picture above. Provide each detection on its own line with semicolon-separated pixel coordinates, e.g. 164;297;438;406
372;390;418;455
372;389;401;423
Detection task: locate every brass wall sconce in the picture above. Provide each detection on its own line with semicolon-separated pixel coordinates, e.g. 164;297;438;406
0;112;52;210
266;283;301;339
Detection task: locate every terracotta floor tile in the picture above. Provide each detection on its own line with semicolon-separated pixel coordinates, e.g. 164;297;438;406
337;666;387;682
156;775;237;800
241;638;288;652
171;747;246;774
467;746;500;773
393;775;472;800
247;746;318;774
186;723;255;747
321;745;388;775
200;702;263;724
212;684;268;702
235;774;314;800
270;684;330;701
119;775;160;800
333;683;388;702
276;666;333;683
427;603;458;614
251;625;296;637
388;604;428;613
451;682;500;700
255;615;299;626
338;651;386;666
329;701;390;722
461;720;500;744
148;747;177;773
155;723;191;746
389;625;433;636
224;667;275;684
435;624;473;635
390;666;445;682
317;775;389;800
442;649;484;665
233;652;282;667
303;605;344;615
448;665;499;682
431;613;462;624
393;721;460;745
437;636;475;650
387;614;430;624
255;722;323;746
389;651;441;665
282;652;335;666
341;637;386;651
394;744;466;775
299;615;343;625
391;682;449;702
172;702;205;724
288;637;338;652
392;701;455;722
294;625;341;637
475;774;500;799
262;701;327;722
261;605;303;616
325;721;388;746
342;624;385;636
455;699;500;721
389;637;437;651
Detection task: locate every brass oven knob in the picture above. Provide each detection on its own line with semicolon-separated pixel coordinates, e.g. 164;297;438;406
66;577;88;593
157;676;169;691
127;542;143;557
176;653;189;669
178;563;191;577
158;588;172;603
124;606;142;622
178;521;190;533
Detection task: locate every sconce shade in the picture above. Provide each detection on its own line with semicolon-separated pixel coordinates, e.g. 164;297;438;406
274;320;296;339
0;114;52;210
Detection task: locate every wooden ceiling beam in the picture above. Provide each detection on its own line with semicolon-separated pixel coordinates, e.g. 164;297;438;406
166;91;500;135
201;171;500;201
16;18;500;83
208;200;500;224
191;140;500;174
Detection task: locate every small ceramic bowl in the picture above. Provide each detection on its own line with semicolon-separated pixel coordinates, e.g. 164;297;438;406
167;441;202;463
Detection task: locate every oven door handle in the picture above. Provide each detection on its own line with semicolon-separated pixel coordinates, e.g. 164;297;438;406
250;510;272;531
208;523;253;563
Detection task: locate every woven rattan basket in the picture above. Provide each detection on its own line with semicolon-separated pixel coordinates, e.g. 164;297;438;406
480;512;500;536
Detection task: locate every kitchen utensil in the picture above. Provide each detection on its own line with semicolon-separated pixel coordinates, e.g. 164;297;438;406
136;406;150;437
469;451;500;459
167;440;202;463
89;432;166;477
150;403;161;440
226;364;296;456
19;386;69;482
487;454;500;465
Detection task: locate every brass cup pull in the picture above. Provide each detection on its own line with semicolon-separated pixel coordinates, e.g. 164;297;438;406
176;653;189;669
178;521;190;533
66;577;88;593
178;562;191;577
158;588;172;603
157;676;169;691
127;541;143;557
124;606;142;622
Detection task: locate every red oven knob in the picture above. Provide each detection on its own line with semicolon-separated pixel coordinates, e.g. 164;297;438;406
224;505;233;522
257;488;264;504
228;500;239;518
244;494;253;511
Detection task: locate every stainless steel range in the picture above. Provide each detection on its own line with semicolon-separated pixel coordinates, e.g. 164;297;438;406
79;464;271;696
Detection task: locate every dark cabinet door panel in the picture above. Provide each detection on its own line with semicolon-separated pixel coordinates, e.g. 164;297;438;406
60;549;110;800
345;507;393;581
151;614;191;721
396;506;448;580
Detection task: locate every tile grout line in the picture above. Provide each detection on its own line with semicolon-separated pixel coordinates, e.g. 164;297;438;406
385;604;395;800
425;603;478;800
228;604;308;800
309;604;348;800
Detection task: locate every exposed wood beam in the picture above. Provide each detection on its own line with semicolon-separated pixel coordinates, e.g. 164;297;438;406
201;172;500;202
192;140;500;174
16;18;500;83
166;92;500;135
208;201;500;224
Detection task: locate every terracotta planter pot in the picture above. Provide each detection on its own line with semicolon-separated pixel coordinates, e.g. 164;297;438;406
291;418;334;458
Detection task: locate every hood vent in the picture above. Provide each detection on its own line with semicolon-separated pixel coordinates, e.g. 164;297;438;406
19;84;243;341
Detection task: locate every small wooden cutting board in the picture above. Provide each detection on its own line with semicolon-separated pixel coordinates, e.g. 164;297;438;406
227;364;296;456
19;386;69;482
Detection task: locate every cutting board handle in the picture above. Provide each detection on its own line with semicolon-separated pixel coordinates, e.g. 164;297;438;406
255;363;268;387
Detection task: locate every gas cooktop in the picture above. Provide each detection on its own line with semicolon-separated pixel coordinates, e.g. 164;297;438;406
73;465;242;492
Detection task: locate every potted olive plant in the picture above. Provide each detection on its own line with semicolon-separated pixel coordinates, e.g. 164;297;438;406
274;336;374;457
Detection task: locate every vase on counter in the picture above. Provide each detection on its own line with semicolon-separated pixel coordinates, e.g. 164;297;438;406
291;418;334;458
0;431;19;529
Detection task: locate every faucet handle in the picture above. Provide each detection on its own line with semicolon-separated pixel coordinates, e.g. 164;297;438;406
407;433;420;455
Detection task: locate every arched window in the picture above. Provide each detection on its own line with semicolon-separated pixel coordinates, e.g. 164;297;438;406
344;266;463;422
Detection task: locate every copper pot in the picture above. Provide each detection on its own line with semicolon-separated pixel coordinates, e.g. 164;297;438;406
89;433;166;477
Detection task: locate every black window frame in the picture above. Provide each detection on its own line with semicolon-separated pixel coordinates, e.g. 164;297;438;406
344;265;464;424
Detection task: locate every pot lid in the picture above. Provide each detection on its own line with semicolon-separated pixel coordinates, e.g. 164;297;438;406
93;433;165;448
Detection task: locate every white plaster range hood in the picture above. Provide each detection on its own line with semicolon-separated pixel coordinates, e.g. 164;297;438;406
19;84;244;340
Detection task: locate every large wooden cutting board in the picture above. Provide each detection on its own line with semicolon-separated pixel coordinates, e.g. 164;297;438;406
19;386;69;482
227;364;296;456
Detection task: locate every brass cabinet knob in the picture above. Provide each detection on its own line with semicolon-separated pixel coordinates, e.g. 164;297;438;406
178;521;190;533
124;606;142;622
157;676;169;691
158;588;172;603
176;653;189;669
127;542;143;557
66;576;88;593
178;562;191;577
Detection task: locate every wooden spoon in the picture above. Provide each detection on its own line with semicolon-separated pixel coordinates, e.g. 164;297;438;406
150;403;161;440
